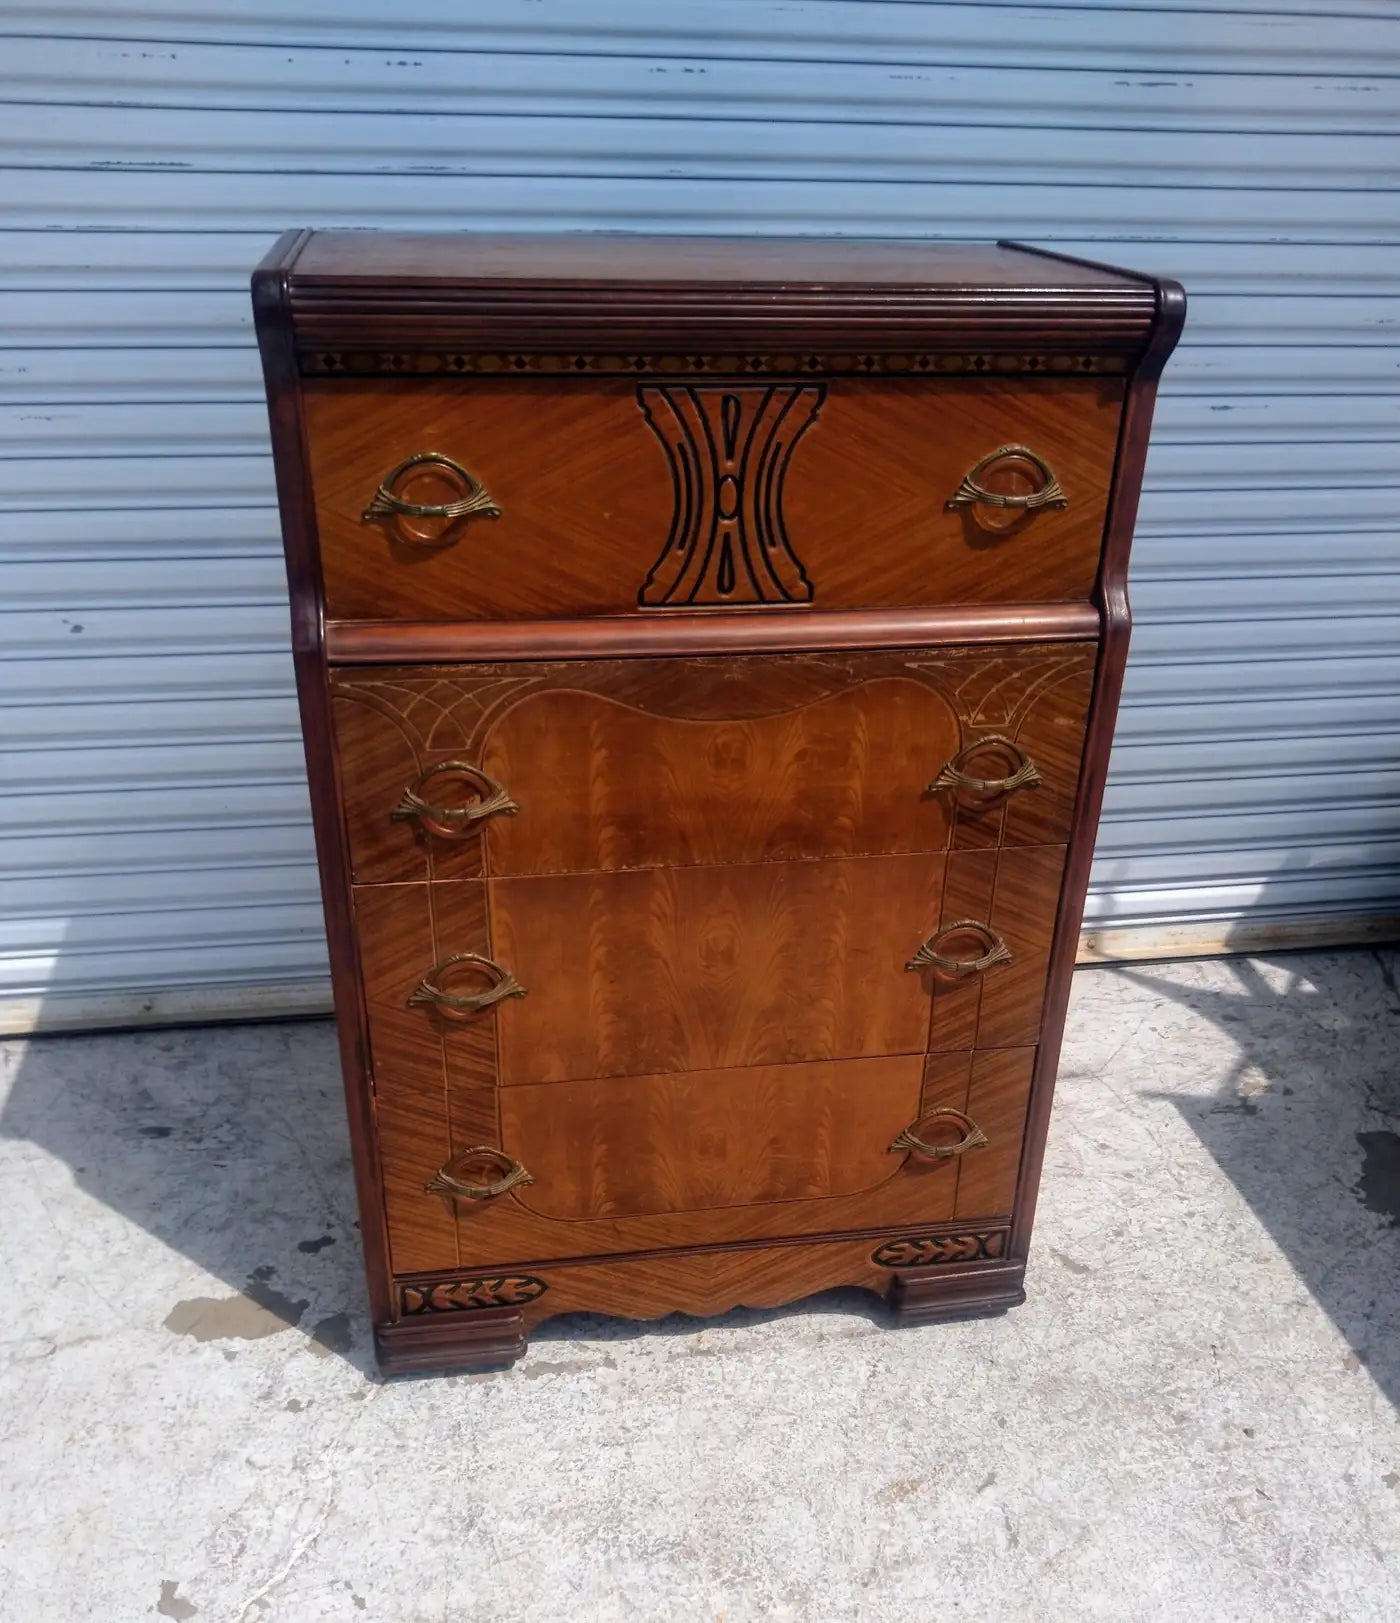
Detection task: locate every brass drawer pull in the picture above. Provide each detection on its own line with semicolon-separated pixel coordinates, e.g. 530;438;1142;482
426;1147;534;1202
946;444;1068;513
408;952;526;1016
905;920;1012;978
928;734;1042;803
362;451;501;530
889;1108;988;1160
391;761;519;839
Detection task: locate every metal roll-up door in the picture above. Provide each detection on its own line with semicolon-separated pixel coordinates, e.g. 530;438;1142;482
3;1;1398;1030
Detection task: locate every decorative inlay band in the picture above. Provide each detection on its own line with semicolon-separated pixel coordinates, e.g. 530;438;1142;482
401;1275;548;1314
639;383;823;607
301;350;1128;379
333;645;1092;762
872;1230;1008;1268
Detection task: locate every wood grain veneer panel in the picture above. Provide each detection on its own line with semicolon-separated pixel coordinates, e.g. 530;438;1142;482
488;855;946;1084
948;655;1095;851
922;845;1067;1053
305;377;1120;621
441;1046;982;1266
307;380;669;621
502;1237;903;1329
978;844;1068;1049
330;645;1094;884
924;848;1000;1052
377;1050;1032;1271
353;882;473;1273
954;1048;1037;1218
480;679;960;874
333;687;486;885
781;379;1121;607
498;1055;925;1220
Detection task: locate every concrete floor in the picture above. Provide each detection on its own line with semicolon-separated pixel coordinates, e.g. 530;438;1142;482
2;952;1398;1622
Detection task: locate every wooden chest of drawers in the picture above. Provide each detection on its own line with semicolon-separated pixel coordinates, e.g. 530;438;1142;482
253;231;1182;1374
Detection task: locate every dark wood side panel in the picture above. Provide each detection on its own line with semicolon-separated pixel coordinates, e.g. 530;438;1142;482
1001;246;1187;1262
252;234;396;1321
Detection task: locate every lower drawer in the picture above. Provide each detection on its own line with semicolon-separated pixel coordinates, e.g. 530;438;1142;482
355;845;1064;1094
376;1047;1036;1273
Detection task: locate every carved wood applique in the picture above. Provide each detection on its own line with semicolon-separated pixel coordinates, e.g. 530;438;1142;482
871;1230;1008;1268
638;383;825;607
401;1275;548;1314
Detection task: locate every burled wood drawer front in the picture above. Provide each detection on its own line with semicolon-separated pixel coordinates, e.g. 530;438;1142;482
304;377;1122;621
375;1046;1035;1274
330;645;1094;884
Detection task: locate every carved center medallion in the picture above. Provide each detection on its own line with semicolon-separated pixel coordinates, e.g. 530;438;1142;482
638;383;825;607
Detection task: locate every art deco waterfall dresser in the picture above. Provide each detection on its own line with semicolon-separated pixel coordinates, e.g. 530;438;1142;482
253;232;1183;1374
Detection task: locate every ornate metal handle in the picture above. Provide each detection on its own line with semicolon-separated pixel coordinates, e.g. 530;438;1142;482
426;1147;534;1202
362;452;501;527
408;952;526;1016
889;1109;988;1160
391;761;519;839
928;734;1043;802
946;444;1068;513
905;920;1012;978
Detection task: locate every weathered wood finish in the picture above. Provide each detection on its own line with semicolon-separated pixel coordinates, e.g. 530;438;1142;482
253;231;1182;1374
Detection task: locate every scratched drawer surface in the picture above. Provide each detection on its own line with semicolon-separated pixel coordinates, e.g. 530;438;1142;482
375;1046;1036;1275
352;843;1064;1099
303;375;1123;622
329;645;1093;885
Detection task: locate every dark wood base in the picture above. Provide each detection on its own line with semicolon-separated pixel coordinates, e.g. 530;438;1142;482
889;1260;1027;1326
375;1240;1028;1375
376;1305;526;1376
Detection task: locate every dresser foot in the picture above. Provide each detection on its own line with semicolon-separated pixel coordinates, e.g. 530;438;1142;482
375;1306;526;1376
888;1260;1027;1327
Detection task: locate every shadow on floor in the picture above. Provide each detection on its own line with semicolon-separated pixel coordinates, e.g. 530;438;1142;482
1112;948;1400;1410
0;1017;382;1377
0;1017;899;1378
5;948;1397;1387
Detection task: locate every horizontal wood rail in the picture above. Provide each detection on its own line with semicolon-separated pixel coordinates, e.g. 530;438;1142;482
325;602;1101;663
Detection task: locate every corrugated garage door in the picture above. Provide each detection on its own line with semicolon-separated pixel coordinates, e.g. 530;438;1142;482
3;2;1399;1030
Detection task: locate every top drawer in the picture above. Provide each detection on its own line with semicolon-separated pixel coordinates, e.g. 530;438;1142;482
303;376;1123;623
